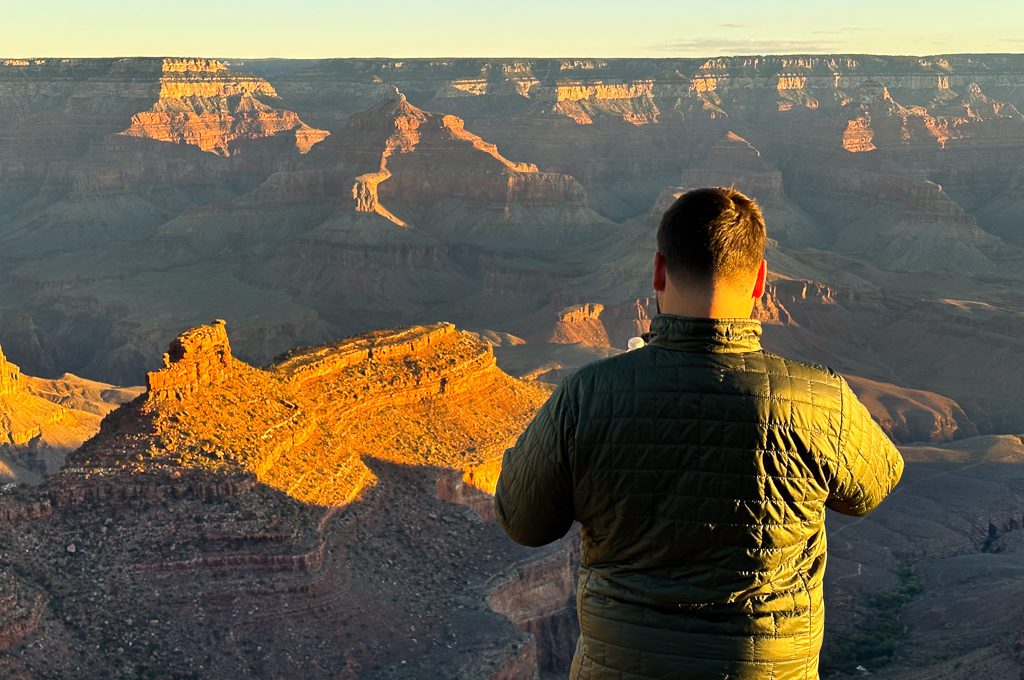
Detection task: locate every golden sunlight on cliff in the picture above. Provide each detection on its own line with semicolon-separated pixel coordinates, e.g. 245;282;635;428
71;320;549;508
119;58;329;157
552;80;660;125
843;113;877;152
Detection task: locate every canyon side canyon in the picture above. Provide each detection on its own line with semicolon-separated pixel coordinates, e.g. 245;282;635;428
0;55;1024;678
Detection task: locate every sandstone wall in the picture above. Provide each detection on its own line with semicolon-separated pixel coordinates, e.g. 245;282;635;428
146;319;233;402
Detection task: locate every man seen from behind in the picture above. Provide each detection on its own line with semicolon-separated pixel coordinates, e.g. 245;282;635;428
494;187;905;680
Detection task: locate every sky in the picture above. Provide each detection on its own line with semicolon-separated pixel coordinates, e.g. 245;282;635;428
2;0;1023;58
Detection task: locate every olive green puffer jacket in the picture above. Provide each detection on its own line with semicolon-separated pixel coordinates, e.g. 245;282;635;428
495;314;904;680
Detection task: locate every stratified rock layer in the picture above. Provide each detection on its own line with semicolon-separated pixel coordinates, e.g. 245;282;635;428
0;344;141;482
0;320;566;679
120;58;329;156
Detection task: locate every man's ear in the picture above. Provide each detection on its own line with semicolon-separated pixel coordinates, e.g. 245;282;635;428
751;259;767;299
653;251;667;292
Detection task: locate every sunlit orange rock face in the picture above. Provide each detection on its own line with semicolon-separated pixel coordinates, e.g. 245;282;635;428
0;321;569;679
119;58;329;156
0;344;141;482
551;80;659;125
547;303;610;347
843;113;877;152
0;346;16;398
74;320;549;507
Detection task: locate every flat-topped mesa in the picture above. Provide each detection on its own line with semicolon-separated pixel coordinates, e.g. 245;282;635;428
547;79;660;125
146;320;233;402
0;346;19;397
119;58;329;156
160;57;228;74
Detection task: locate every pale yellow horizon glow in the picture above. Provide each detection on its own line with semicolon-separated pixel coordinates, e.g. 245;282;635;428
2;0;1022;59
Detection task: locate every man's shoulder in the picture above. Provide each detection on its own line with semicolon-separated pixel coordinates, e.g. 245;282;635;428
562;347;849;402
570;345;654;376
757;350;847;385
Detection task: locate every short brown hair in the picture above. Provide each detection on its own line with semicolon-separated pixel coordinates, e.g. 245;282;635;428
657;187;766;284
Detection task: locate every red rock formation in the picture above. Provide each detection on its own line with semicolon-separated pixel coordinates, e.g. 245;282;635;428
550;80;660;125
146;319;233;402
756;279;842;326
547;304;610;347
842;113;877;152
601;298;655;349
119;58;328;156
0;346;18;398
73;320;549;509
342;93;592;233
0;344;140;482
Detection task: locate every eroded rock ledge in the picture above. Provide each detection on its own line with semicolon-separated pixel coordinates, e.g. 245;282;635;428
119;58;329;156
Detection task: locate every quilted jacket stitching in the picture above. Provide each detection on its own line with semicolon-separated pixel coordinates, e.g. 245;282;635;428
495;315;904;679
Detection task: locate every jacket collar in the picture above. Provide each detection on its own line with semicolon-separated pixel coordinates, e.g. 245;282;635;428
647;314;762;354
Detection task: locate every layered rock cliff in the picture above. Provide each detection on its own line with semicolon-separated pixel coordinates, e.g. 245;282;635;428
546;304;610;347
342;92;599;240
0;320;569;679
119;58;329;156
71;319;549;508
0;344;140;482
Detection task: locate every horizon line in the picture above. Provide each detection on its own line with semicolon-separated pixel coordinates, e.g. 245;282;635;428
4;52;1024;61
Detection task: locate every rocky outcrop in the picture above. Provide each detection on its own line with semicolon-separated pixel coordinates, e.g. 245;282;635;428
146;319;233;402
0;344;141;482
756;279;844;325
72;320;550;509
547;304;610;347
548;80;660;125
0;346;18;398
119;58;328;156
601;298;655;350
488;540;580;675
846;375;978;443
343;93;595;236
842;112;877;152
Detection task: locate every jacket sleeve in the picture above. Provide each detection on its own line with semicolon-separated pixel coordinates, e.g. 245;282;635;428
826;377;905;516
494;378;576;547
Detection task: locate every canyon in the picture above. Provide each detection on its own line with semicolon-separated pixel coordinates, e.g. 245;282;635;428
0;320;569;678
0;54;1023;677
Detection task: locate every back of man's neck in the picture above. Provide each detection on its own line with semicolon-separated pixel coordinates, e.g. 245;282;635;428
659;291;755;320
